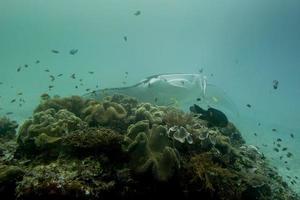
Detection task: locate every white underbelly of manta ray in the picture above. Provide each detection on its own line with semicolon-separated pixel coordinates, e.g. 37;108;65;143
83;73;239;118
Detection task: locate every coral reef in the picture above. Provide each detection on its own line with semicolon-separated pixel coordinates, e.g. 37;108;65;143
81;100;127;126
17;108;87;154
0;94;298;200
0;117;18;140
125;121;180;181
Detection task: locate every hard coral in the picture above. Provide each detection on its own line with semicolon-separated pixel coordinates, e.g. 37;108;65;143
62;127;124;158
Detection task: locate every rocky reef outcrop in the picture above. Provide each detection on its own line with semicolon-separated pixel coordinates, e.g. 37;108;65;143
0;94;298;200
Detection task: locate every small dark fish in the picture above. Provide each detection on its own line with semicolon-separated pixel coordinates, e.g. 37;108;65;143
48;85;54;89
199;68;204;73
45;69;50;72
254;133;257;136
273;80;279;89
282;147;287;151
284;161;288;164
290;133;294;138
57;74;63;77
88;71;94;74
134;10;141;16
277;138;282;142
17;92;23;95
123;36;127;41
258;122;261;126
286;152;293;158
75;85;78;89
71;73;76;79
272;128;277;132
17;66;22;72
79;79;83;82
277;143;281;148
6;112;13;115
85;88;90;92
69;49;79;55
196;97;201;101
154;97;158;103
295;176;298;180
91;90;96;95
50;75;55;81
246;104;251;108
10;99;16;103
24;64;29;68
51;49;59;54
273;148;279;152
286;167;290;171
35;60;40;64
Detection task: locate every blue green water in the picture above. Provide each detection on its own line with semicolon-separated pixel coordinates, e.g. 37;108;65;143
0;0;299;194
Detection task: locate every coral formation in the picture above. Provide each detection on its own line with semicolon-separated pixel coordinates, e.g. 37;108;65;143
0;94;298;200
125;120;180;181
81;100;127;126
0;117;18;140
17;108;87;153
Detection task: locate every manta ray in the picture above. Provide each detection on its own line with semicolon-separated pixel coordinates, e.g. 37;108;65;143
83;73;239;118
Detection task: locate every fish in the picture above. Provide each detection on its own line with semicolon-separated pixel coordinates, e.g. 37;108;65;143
272;128;277;132
71;73;76;79
273;80;279;89
124;36;127;41
276;138;282;142
70;49;79;55
6;112;13;115
50;75;55;81
88;71;94;74
83;73;239;117
134;10;141;16
282;147;287;151
246;104;251;108
17;67;22;72
10;99;16;103
286;152;293;158
35;60;40;64
57;74;63;77
17;92;23;95
290;133;294;138
24;64;28;68
45;69;50;72
51;49;59;54
48;85;54;90
273;148;279;152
